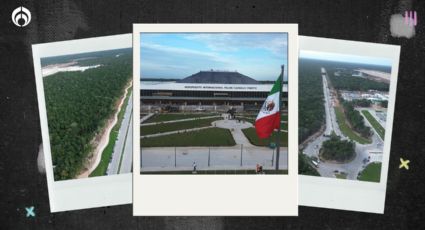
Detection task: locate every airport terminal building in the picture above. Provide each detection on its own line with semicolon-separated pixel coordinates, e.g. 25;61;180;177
140;70;288;112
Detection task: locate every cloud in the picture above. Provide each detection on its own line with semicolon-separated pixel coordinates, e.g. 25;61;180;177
140;42;233;78
300;50;392;66
140;42;231;64
183;33;287;56
140;33;288;80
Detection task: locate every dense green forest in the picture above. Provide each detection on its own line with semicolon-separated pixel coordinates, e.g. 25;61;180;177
304;58;391;92
329;75;389;91
351;99;372;107
341;100;371;139
299;153;320;176
41;48;131;67
299;59;325;142
320;133;355;162
43;50;132;180
325;60;391;73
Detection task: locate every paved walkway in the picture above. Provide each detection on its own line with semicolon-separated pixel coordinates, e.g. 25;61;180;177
212;119;253;147
140;113;154;123
141;165;273;172
140;146;288;171
139;113;289;172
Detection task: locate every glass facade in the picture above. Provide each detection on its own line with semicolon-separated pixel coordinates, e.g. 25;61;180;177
141;90;288;99
140;89;288;108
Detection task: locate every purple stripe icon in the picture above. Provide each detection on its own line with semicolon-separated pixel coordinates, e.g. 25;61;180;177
404;11;417;27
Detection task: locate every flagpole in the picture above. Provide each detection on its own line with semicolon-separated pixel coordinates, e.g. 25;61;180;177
275;65;284;171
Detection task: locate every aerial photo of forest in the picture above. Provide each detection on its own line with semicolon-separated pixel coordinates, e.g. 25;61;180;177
41;48;132;181
299;57;391;181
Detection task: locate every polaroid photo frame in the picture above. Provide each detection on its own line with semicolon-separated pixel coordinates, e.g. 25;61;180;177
298;36;400;213
133;24;298;216
33;34;132;212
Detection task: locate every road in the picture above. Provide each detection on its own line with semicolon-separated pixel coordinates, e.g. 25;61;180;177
119;114;133;174
107;92;133;175
302;67;383;180
303;68;344;159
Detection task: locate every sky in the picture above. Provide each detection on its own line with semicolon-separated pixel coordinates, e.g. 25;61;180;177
140;33;288;81
300;50;392;66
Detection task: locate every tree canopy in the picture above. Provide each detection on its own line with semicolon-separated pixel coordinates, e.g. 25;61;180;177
380;100;388;108
329;74;389;91
299;153;320;176
320;133;355;162
43;51;132;180
299;59;325;142
341;100;371;139
351;99;372;107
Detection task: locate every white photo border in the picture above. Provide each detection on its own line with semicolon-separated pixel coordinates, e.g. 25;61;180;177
299;36;400;214
133;24;299;216
32;34;133;212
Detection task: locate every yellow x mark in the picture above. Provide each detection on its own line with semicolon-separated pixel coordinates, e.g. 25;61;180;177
399;158;410;170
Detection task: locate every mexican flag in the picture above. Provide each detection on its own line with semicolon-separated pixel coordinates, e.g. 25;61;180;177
255;75;281;139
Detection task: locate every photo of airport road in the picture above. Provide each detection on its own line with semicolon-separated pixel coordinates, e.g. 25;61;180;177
107;92;133;175
302;67;385;181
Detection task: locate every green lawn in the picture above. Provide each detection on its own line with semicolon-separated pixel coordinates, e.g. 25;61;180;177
242;127;288;147
334;106;371;144
141;169;288;174
90;88;132;177
144;113;217;123
358;162;382;182
362;110;385;140
141;117;221;136
141;127;236;147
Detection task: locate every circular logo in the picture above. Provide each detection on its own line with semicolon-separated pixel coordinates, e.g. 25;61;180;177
261;100;275;113
266;101;275;111
12;6;31;27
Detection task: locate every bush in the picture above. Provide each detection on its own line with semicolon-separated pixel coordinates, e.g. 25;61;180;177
320;133;355;162
299;153;320;176
380;100;388;108
341;101;371;138
351;99;371;107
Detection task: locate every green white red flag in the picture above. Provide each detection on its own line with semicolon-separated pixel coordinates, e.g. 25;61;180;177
255;75;281;139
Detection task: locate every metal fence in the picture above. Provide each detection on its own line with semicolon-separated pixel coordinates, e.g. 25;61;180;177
140;144;288;172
